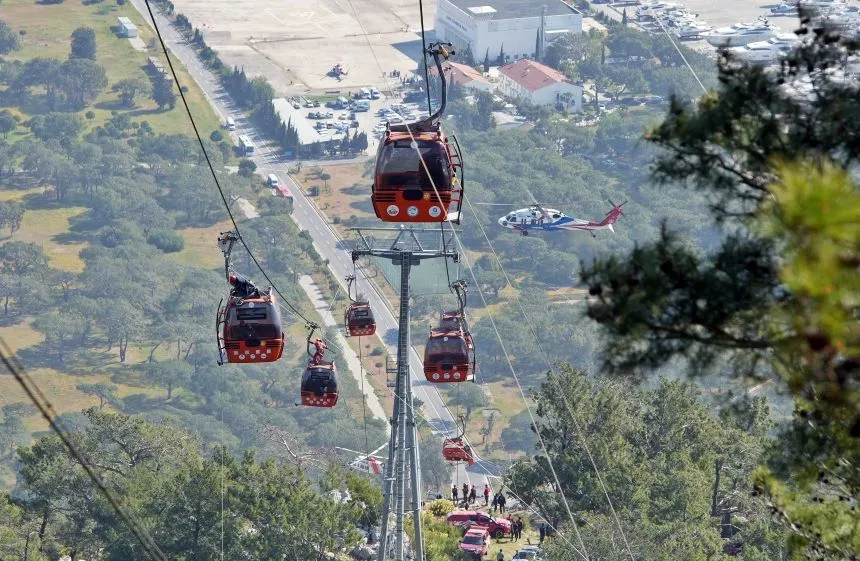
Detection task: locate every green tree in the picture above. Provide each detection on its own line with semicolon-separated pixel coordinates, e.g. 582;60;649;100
76;383;118;410
0;201;25;236
0;110;16;138
238;158;257;177
445;382;488;420
0;19;20;54
27;112;83;141
581;26;859;559
58;58;107;107
69;26;96;60
148;359;192;399
111;76;151;107
151;74;176;109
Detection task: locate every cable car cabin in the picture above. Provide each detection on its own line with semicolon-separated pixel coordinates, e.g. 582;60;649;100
371;128;462;223
423;328;475;383
300;363;339;407
218;294;284;364
345;302;376;337
442;437;475;464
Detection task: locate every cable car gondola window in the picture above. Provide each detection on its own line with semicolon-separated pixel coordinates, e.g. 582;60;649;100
378;139;450;191
426;337;468;357
236;307;268;320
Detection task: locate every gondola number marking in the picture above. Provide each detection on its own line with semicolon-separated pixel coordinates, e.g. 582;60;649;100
387;205;399;216
407;206;419;217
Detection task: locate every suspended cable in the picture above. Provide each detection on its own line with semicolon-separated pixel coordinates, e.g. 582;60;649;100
338;2;597;554
464;195;636;560
142;0;319;329
417;0;432;116
0;339;169;561
652;16;707;94
386;378;588;561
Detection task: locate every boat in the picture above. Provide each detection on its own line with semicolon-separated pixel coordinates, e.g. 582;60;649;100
770;2;799;15
824;6;860;28
673;21;714;39
728;34;800;64
703;18;780;47
798;0;847;11
637;2;682;20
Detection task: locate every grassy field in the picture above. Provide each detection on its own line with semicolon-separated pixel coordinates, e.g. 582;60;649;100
1;0;221;138
9;204;90;272
170;219;234;270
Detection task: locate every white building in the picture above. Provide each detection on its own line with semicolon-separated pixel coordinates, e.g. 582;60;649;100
434;0;582;63
117;16;138;38
498;59;582;111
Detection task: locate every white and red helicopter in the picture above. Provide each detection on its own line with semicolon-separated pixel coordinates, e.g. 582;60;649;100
484;189;626;237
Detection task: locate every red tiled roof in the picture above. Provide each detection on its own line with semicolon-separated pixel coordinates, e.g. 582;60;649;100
432;62;490;86
499;59;569;92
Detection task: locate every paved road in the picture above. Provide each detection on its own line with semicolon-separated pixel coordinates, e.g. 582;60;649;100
130;0;501;488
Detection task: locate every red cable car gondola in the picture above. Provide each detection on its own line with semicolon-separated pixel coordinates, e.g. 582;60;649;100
216;232;285;365
371;42;464;224
344;275;376;337
424;281;475;383
442;415;475;464
299;325;339;408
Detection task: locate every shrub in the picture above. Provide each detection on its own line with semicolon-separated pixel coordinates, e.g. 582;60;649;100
210;130;223;142
427;499;455;518
147;229;184;252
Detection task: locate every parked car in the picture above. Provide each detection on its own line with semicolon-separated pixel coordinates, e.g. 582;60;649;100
266;173;279;187
459;528;490;559
446;511;511;539
512;545;543;560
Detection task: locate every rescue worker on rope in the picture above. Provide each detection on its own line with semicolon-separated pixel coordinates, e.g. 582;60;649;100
228;272;261;300
312;338;328;365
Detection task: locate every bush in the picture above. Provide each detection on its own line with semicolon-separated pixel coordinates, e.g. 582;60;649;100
210;130;223;142
147;229;185;252
426;499;455;518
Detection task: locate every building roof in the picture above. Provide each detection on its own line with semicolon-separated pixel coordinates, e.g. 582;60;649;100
499;59;570;92
446;0;578;20
272;98;345;146
432;62;491;87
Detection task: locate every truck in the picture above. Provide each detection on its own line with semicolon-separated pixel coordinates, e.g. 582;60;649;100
353;100;370;112
225;116;236;130
238;134;255;156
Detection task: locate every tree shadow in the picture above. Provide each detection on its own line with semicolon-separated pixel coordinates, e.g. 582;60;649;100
119;393;163;414
342;183;370;195
94;100;127;112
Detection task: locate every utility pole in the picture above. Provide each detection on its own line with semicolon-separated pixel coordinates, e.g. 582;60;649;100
351;226;459;561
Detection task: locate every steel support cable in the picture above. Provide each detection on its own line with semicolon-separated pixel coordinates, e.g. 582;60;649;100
339;3;594;555
142;0;322;332
385;379;587;561
652;16;708;94
0;338;169;561
417;0;433;117
463;196;636;560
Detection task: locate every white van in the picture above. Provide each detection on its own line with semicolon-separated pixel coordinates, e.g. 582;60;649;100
267;173;279;187
225;116;236;130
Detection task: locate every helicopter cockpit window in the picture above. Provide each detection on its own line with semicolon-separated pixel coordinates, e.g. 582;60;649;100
552;213;561;219
507;214;516;221
378;139;450;191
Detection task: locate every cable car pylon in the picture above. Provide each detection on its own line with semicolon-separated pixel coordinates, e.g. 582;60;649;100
350;226;459;561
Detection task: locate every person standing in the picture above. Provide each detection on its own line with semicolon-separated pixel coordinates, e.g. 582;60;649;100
496;548;504;561
468;485;477;505
516;517;524;541
491;494;499;514
452;484;458;504
462;483;469;505
539;522;546;544
497;492;507;514
483;483;491;506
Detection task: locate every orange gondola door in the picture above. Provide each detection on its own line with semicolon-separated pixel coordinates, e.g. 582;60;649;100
371;42;463;224
216;232;285;365
298;323;339;408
